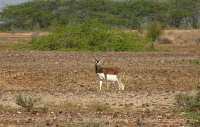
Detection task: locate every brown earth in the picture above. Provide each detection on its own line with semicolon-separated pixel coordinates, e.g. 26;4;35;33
156;29;200;53
0;31;199;127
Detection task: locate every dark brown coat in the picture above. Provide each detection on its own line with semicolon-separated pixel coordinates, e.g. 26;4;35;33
96;64;120;75
101;67;120;75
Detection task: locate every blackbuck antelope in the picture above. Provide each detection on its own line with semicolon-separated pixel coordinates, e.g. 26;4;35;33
95;58;125;91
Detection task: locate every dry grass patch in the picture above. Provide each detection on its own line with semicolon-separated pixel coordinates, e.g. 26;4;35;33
60;101;81;112
64;122;105;127
190;60;200;65
176;91;200;127
80;122;104;127
45;101;82;113
87;102;112;113
0;105;16;113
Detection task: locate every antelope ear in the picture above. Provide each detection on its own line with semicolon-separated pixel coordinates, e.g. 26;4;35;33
94;58;100;63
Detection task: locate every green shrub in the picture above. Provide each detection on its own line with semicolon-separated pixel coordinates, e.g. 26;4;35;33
146;21;162;41
146;21;162;48
31;20;149;51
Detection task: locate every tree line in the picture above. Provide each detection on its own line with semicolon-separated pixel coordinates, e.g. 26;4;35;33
0;0;200;31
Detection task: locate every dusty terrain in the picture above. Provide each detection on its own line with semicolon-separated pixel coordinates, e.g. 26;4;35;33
0;31;199;127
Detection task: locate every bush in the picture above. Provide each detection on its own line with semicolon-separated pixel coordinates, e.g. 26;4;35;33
146;21;162;41
31;20;149;51
16;94;36;112
176;92;200;127
146;21;163;48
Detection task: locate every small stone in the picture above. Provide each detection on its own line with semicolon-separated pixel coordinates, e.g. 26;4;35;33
158;115;162;120
160;60;165;64
53;116;57;120
17;111;22;114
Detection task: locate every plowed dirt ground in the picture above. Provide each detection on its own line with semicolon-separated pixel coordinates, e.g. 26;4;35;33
0;31;199;127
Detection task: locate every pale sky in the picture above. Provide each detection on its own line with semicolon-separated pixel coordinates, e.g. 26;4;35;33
0;0;30;10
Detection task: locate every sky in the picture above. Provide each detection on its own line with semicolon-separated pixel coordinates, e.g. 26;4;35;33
0;0;30;10
0;0;126;11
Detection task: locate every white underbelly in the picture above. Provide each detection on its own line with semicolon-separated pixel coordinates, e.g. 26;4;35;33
97;73;118;81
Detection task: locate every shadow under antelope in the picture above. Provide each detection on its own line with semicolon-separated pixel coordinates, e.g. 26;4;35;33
95;58;125;91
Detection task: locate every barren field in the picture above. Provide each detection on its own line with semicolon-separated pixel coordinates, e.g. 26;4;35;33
0;31;199;127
